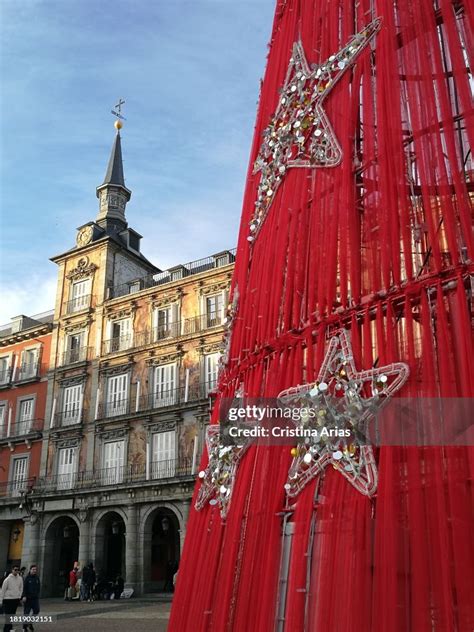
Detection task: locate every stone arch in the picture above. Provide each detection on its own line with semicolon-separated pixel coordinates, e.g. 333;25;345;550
140;504;182;594
92;510;127;584
40;514;80;597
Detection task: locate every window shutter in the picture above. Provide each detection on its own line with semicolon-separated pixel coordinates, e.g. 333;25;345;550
57;448;76;489
152;431;176;478
106;374;128;416
103;440;125;483
153;363;176;406
205;353;220;393
63;385;82;424
19;399;34;426
11;457;28;494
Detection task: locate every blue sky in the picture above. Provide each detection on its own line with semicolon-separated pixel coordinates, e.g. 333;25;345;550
0;0;275;323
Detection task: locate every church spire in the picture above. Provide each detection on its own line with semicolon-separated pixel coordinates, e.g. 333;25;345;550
96;119;131;231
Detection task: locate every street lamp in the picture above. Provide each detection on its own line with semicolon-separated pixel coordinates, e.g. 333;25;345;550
161;516;170;533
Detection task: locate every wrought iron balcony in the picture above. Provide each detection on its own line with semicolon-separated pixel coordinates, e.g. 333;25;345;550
64;294;91;315
0;366;12;387
102;334;133;355
110;248;236;299
33;458;194;492
153;322;181;341
97;381;217;420
0;477;36;498
59;346;91;367
183;313;224;334
55;407;85;427
15;361;40;382
1;418;44;439
98;396;130;419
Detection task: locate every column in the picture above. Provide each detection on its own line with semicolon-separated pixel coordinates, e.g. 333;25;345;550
21;514;40;570
125;504;138;588
78;515;91;569
179;500;190;554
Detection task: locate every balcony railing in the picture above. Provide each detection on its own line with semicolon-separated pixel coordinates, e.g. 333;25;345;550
64;294;91;315
0;418;43;439
0;367;12;386
183;313;224;334
55;407;84;427
0;477;36;498
59;346;91;367
102;334;133;355
110;248;236;298
97;382;217;419
16;362;40;382
103;316;225;356
33;458;194;492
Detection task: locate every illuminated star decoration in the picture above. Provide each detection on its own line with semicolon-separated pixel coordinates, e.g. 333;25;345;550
219;284;239;373
278;330;409;497
248;18;381;243
195;424;251;519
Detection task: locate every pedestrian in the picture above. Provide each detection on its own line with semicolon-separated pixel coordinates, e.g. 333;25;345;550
113;574;124;600
80;564;89;601
0;565;23;632
19;568;26;579
68;566;78;601
21;565;40;632
84;564;96;602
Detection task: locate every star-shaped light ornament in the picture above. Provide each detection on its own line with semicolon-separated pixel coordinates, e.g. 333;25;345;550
278;330;409;498
219;285;239;373
195;424;251;519
248;18;381;242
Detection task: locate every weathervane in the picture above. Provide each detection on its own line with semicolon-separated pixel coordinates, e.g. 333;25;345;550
111;98;126;121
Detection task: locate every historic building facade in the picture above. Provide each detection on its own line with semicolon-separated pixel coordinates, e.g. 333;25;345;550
0;122;234;595
0;312;53;573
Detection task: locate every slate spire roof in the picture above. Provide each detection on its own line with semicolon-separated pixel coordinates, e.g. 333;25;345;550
101;130;125;187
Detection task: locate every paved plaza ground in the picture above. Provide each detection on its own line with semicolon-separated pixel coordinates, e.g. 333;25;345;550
6;595;172;632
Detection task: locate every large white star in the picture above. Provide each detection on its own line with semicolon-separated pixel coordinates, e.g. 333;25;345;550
248;18;381;242
278;330;409;497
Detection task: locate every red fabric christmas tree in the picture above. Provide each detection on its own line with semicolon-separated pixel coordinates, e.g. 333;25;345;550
169;0;474;630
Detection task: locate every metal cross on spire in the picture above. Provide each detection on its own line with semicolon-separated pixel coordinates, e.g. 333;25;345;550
248;18;381;243
111;98;126;121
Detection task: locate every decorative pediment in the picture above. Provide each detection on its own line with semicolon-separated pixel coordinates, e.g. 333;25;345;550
200;281;230;296
66;256;97;281
52;435;82;448
104;303;136;320
58;375;86;387
99;362;133;376
98;428;128;441
149;421;177;433
63;319;90;334
199;342;222;355
146;350;183;366
151;293;181;309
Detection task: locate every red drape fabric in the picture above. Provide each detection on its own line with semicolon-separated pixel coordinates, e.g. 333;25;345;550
169;0;474;630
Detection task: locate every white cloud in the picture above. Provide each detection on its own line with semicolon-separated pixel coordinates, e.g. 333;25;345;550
0;274;57;325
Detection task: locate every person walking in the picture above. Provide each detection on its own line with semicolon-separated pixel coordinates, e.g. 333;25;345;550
68;566;78;601
21;565;40;632
84;564;96;602
0;565;23;632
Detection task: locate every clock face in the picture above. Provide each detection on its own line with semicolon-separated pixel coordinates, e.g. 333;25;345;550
77;226;93;247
